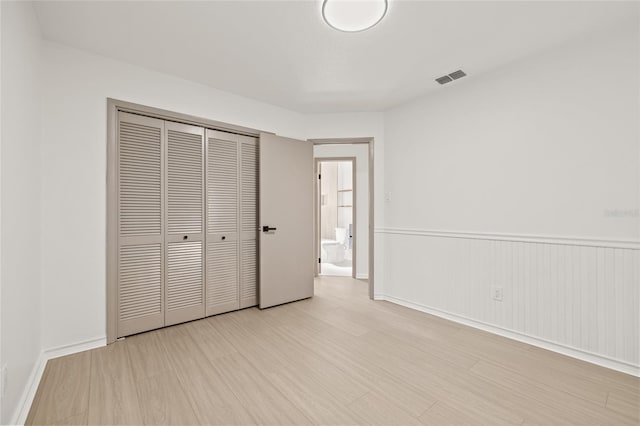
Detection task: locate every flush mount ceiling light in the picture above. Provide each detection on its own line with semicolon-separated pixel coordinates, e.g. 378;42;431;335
322;0;388;32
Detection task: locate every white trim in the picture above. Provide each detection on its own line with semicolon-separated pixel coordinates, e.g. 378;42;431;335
10;336;106;425
375;227;639;250
378;294;640;377
355;273;369;280
9;352;45;426
42;336;106;361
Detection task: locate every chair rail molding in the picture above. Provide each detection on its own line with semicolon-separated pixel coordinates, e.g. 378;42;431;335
375;227;640;250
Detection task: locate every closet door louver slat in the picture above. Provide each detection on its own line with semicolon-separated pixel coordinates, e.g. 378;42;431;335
168;129;204;235
208;137;238;233
167;241;204;310
119;122;161;236
205;130;240;315
116;112;165;338
119;244;162;320
240;139;259;308
165;122;205;326
206;240;239;316
241;240;257;304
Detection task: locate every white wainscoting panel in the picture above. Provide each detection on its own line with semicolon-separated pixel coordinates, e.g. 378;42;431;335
380;228;639;371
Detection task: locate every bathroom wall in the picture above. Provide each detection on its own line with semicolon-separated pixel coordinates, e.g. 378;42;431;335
320;162;338;241
336;161;353;243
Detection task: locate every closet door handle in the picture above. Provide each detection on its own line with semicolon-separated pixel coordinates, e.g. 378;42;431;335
262;226;277;233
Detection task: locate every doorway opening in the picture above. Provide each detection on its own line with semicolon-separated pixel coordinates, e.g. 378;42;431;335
317;159;355;277
311;138;374;299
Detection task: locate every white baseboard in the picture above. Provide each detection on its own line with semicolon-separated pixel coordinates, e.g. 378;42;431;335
378;294;640;378
9;352;46;426
43;336;106;361
10;336;106;425
355;273;368;280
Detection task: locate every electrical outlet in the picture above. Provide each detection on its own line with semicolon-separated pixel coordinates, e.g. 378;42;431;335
491;287;503;302
1;364;7;400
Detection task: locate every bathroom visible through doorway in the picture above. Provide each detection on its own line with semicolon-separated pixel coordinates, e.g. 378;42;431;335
318;159;354;277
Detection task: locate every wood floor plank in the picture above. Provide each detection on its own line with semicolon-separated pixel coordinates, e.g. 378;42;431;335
266;368;365;425
158;323;256;425
348;391;423;425
469;359;635;425
605;390;640;423
276;316;440;417
206;313;292;375
134;371;200;425
209;352;312;425
47;411;88;425
420;399;519;426
87;342;143;425
126;330;199;425
475;346;610;406
184;315;238;360
527;345;640;393
26;351;91;425
25;276;639;426
124;330;173;382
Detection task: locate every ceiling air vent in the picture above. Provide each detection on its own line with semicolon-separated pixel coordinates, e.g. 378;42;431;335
449;70;467;80
435;75;453;85
436;69;467;85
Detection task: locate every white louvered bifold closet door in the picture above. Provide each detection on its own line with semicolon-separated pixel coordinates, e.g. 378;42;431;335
205;129;240;316
205;130;258;315
165;121;205;326
117;112;165;338
239;136;259;308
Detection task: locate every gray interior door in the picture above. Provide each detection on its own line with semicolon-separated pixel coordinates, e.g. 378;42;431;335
259;133;314;308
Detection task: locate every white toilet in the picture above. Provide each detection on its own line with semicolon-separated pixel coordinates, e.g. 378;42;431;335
321;228;347;263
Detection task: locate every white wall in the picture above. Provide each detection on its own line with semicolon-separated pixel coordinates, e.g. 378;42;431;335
385;26;638;240
314;144;370;278
39;41;309;352
382;24;639;372
0;2;42;423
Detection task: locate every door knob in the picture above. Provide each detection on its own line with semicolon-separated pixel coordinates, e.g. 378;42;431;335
262;226;277;232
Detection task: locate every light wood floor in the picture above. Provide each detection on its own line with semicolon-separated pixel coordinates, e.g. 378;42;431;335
27;276;639;425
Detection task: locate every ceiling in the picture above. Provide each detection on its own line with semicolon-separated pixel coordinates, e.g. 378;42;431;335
33;1;638;113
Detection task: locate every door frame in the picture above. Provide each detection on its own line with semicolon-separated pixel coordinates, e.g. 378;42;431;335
309;138;375;299
314;157;356;279
107;98;267;344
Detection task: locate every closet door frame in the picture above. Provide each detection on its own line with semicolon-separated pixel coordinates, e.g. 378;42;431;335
107;98;266;344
